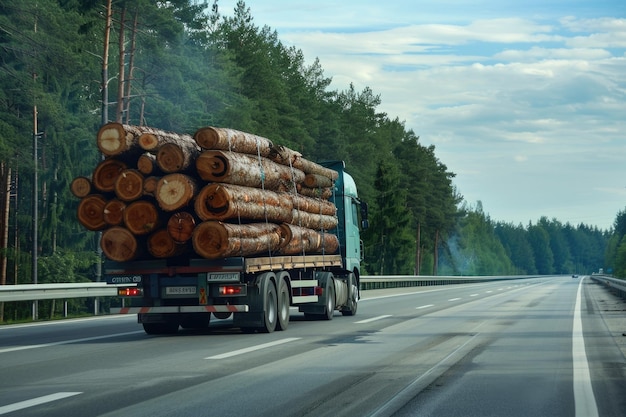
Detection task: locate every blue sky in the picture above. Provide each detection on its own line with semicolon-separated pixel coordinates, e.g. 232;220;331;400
218;0;626;230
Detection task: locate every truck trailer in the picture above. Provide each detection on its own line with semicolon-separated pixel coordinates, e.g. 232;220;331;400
104;160;368;334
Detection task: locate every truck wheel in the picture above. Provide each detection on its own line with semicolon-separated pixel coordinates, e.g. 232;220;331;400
143;323;179;335
341;273;358;316
261;279;278;333
323;280;335;320
276;277;290;331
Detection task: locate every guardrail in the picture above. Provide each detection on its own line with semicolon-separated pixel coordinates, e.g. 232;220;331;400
590;275;626;299
359;275;544;290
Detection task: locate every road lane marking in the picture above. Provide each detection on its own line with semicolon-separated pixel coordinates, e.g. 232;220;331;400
470;294;479;297
0;331;144;354
205;338;301;360
486;290;493;293
416;304;434;309
573;278;599;417
448;298;461;302
355;315;393;324
0;392;82;415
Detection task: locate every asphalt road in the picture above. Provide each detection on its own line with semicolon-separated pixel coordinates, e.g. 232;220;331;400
0;276;624;416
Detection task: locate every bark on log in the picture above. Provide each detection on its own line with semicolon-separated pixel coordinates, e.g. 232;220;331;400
298;186;332;200
77;194;107;231
291;193;337;216
148;229;190;258
156;142;201;173
103;198;126;226
70;176;93;198
137;152;158;175
114;169;144;202
192;221;282;259
194;126;274;155
194;183;293;223
291;209;338;231
277;223;339;255
92;158;127;193
268;145;338;181
196;150;304;191
303;173;333;189
155;173;198;212
123;200;160;235
138;129;195;152
167;211;196;243
100;226;140;262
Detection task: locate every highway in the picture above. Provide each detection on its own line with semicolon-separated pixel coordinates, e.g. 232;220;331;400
0;276;624;416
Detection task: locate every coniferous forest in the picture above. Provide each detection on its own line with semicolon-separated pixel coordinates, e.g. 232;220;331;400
0;1;621;320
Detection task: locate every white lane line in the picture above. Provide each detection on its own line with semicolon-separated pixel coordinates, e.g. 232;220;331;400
205;338;301;360
486;290;493;293
416;304;434;310
0;392;82;415
0;331;144;354
573;278;599;417
355;315;393;324
470;294;479;297
448;298;461;302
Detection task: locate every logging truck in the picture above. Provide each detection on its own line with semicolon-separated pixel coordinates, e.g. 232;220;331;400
104;160;368;334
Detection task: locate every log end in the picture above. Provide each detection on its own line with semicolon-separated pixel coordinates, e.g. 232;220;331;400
101;226;139;262
193;126;220;149
138;133;159;151
97;123;128;156
70;176;92;198
77;194;107;231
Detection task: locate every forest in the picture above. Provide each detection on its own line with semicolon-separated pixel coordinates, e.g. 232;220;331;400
0;1;621;320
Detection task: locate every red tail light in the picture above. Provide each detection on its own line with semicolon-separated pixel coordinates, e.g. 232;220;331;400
218;285;246;296
118;287;143;297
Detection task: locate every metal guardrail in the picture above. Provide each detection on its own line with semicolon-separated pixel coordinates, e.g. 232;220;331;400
590;275;626;298
0;275;547;302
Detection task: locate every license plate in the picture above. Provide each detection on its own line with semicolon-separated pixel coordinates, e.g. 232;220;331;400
206;272;240;282
165;286;197;295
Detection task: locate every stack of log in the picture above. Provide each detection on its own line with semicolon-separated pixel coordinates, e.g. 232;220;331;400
71;123;341;262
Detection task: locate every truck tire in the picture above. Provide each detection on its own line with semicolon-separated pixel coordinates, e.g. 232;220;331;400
261;278;278;333
143;322;179;335
341;273;358;316
276;276;290;331
322;280;335;320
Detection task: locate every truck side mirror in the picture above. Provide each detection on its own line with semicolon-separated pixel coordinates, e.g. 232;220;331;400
360;201;369;230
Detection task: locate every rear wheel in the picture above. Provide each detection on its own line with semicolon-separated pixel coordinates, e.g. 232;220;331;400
276;277;290;331
261;279;278;333
341;273;358;316
323;280;335;320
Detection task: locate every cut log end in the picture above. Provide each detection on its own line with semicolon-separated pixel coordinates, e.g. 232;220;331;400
100;226;139;262
70;176;93;198
167;212;196;243
77;194;107;231
97;123;128;156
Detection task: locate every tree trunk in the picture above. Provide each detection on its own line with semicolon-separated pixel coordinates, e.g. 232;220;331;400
138;129;195;152
103;199;126;226
268;145;338;180
291;209;338;231
291;193;337;216
92;158;127;193
303;173;333;189
114;169;144;202
123;199;160;235
148;228;190;258
100;226;140;262
0;163;10;288
166;211;196;243
77;194;108;231
192;221;282;259
70;176;93;198
195;150;304;191
142;176;159;197
194;182;293;223
194;126;274;155
156;142;200;173
298;185;332;200
155;173;198;212
137;152;157;175
278;223;339;255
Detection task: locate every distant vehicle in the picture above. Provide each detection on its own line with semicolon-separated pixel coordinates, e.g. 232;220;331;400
572;274;579;278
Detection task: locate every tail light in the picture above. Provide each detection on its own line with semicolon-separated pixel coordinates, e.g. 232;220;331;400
118;287;143;297
218;285;246;296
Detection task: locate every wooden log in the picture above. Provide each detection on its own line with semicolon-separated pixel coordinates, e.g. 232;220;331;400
268;145;338;180
277;223;339;255
303;173;333;189
148;228;190;258
192;221;282;259
291;193;337;216
103;198;126;226
155;173;198;212
291;209;338;231
123;199;160;235
76;194;107;231
298;186;332;200
100;226;141;262
194;183;293;223
92;158;127;193
96;123;145;157
156;142;201;173
114;169;144;202
194;126;274;155
196;150;304;191
167;211;196;243
70;176;93;198
143;176;159;197
138;129;195;152
137;152;158;175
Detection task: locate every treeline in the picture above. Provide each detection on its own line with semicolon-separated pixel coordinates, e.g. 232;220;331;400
439;202;609;276
0;0;619;322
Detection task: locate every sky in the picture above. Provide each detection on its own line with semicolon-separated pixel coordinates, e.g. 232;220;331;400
217;0;626;231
